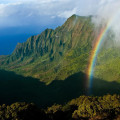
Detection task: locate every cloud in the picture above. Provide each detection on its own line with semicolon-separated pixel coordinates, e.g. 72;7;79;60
92;0;120;43
1;0;120;55
0;0;99;27
0;0;120;36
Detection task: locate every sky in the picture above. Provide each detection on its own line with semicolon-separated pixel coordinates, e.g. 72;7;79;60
0;0;98;28
0;0;120;55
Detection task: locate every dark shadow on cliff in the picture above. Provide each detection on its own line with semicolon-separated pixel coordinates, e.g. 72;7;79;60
92;78;120;96
0;69;86;107
0;69;120;107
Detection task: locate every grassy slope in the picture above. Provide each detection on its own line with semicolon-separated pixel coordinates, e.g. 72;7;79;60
95;49;120;82
94;34;120;82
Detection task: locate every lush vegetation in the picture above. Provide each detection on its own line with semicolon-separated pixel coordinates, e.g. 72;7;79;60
0;14;120;85
0;102;47;120
94;47;120;83
1;14;120;120
0;15;94;84
1;94;120;120
1;14;120;85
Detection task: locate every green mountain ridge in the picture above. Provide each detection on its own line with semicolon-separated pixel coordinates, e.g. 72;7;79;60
1;14;120;84
0;15;94;83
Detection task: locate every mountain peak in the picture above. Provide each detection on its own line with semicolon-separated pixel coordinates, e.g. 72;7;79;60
0;15;94;83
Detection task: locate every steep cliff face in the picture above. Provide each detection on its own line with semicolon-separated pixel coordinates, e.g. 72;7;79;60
0;15;95;83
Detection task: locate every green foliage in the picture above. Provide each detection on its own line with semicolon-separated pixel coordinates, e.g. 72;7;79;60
71;95;120;119
47;104;62;113
1;94;120;120
0;102;47;120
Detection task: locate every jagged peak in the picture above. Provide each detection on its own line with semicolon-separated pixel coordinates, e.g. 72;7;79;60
67;14;91;21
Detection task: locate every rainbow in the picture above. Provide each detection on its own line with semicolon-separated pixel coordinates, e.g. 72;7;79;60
85;7;120;94
86;8;120;94
86;20;114;95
